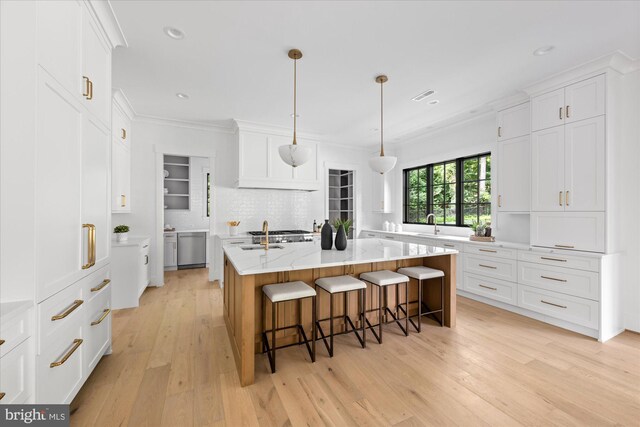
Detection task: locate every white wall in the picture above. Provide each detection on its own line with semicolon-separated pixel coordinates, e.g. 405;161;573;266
164;156;210;231
385;114;530;243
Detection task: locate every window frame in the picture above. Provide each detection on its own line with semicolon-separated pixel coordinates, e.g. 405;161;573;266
403;152;491;227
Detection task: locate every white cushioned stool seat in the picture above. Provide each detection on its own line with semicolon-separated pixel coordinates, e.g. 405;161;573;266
263;281;316;303
397;266;444;280
316;275;367;294
360;270;409;286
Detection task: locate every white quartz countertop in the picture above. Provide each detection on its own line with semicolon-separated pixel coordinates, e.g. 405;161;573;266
362;228;532;250
224;238;458;275
164;229;210;234
214;232;251;240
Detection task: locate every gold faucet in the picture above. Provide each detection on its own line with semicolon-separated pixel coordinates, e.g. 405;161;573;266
260;220;269;250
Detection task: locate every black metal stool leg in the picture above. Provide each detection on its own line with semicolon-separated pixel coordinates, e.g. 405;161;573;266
405;281;409;336
361;288;366;348
271;300;277;373
311;295;317;361
418;279;423;332
329;293;334;357
441;276;445;327
379;284;383;344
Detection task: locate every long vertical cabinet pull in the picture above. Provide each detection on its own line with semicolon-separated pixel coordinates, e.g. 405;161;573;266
121;194;126;207
558;191;563;206
82;76;90;98
82;224;96;269
559;107;563;120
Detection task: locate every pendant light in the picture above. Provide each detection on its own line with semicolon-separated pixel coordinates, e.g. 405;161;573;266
278;49;312;168
368;75;397;174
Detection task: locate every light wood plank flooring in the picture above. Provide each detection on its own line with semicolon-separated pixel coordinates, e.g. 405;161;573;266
71;268;640;426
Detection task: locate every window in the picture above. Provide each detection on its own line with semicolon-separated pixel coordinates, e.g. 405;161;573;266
403;153;491;227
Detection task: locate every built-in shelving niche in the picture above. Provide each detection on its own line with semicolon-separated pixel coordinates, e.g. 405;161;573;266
328;169;354;238
164;155;190;210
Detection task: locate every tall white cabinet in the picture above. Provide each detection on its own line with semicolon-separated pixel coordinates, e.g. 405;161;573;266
111;90;134;212
497;102;530;213
0;0;126;405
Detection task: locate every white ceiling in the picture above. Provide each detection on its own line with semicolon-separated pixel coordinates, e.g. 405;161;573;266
111;0;640;146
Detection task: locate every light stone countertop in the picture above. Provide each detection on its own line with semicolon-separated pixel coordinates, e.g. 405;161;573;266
223;238;458;276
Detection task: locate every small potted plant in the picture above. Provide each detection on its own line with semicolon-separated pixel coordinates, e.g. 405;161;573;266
114;224;130;242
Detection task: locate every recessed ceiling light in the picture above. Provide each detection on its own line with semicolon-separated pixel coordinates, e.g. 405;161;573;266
176;93;189;99
533;45;554;56
164;27;185;40
428;99;440;105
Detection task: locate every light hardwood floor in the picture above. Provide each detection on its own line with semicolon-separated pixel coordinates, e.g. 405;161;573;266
70;268;640;426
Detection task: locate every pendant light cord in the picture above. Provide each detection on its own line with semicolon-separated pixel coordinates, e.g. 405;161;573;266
380;79;384;157
293;56;297;145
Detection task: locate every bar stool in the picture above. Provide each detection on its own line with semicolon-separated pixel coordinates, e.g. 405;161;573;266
359;270;410;343
397;266;444;332
261;281;317;374
315;275;366;357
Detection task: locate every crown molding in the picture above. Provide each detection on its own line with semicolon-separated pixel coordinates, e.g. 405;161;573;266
86;0;128;49
233;119;325;142
112;89;136;120
523;51;638;96
135;114;236;134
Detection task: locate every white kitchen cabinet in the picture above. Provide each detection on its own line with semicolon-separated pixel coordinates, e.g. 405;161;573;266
531;125;565;212
564;74;605;124
84;281;111;373
164;233;178;271
372;171;393;213
111;140;131;212
518;284;599;330
497;135;530;212
497;102;530;141
110;237;150;309
531;212;605;253
564;116;605;211
531;88;565;131
81;6;111;126
0;338;34;404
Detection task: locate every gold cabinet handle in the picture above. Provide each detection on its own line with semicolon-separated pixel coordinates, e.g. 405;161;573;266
541;300;567;309
121;194;126;207
50;339;83;368
541;275;567;283
82;224;96;269
144;255;149;265
91;309;111;326
554;244;575;249
540;256;567;262
91;279;110;292
121;128;126;140
479;284;497;291
479;264;497;269
559;107;563;120
87;79;93;100
0;339;4;346
0;392;4;401
565;191;570;206
498;194;501;207
497;126;502;138
82;76;90;98
479;249;497;253
566;105;570;118
559;191;563;206
51;300;84;321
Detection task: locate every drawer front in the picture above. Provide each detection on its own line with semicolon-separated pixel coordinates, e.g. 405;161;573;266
464;254;517;282
85;287;111;373
37;325;84;404
464;273;517;305
0;338;33;404
518;251;600;272
519;262;599;301
38;281;85;354
435;240;465;252
518;284;599;329
464;244;517;260
0;308;31;358
362;231;381;238
81;265;111;304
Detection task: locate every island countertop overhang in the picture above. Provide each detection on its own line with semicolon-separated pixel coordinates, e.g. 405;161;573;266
223;238;458;276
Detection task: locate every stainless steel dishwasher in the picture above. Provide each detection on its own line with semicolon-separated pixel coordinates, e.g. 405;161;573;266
177;232;207;269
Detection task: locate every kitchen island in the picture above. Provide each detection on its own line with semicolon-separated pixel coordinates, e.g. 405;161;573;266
223;238;458;386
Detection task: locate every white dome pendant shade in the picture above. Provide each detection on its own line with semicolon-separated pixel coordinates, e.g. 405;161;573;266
369;75;397;174
279;49;311;168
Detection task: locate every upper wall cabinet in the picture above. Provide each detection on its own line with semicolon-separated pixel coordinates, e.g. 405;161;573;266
497;102;530;141
531;74;605;132
81;6;111;126
111;90;134;213
235;122;321;191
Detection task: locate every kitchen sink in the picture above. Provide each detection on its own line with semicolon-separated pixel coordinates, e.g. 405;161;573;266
240;245;284;251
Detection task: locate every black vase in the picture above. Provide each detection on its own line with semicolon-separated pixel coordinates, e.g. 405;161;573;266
335;225;347;251
321;219;333;250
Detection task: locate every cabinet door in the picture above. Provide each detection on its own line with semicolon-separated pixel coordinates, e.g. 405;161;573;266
531;126;565;211
111;140;122;212
35;72;84;302
531;212;605;253
82;116;110;268
164;239;177;267
531;88;565;131
82;7;111;125
564;116;605;211
36;0;82;98
564;75;605;124
498;135;530;212
497;102;530;141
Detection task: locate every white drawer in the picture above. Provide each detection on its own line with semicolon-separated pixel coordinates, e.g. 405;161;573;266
519;261;599;301
464;244;518;260
37;325;84;404
464;273;517;305
85;286;111;373
435;240;465;251
38;281;85;354
518;251;600;272
464;254;517;282
81;265;111;304
362;231;380;238
0;308;31;358
0;338;33;404
518;284;599;329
